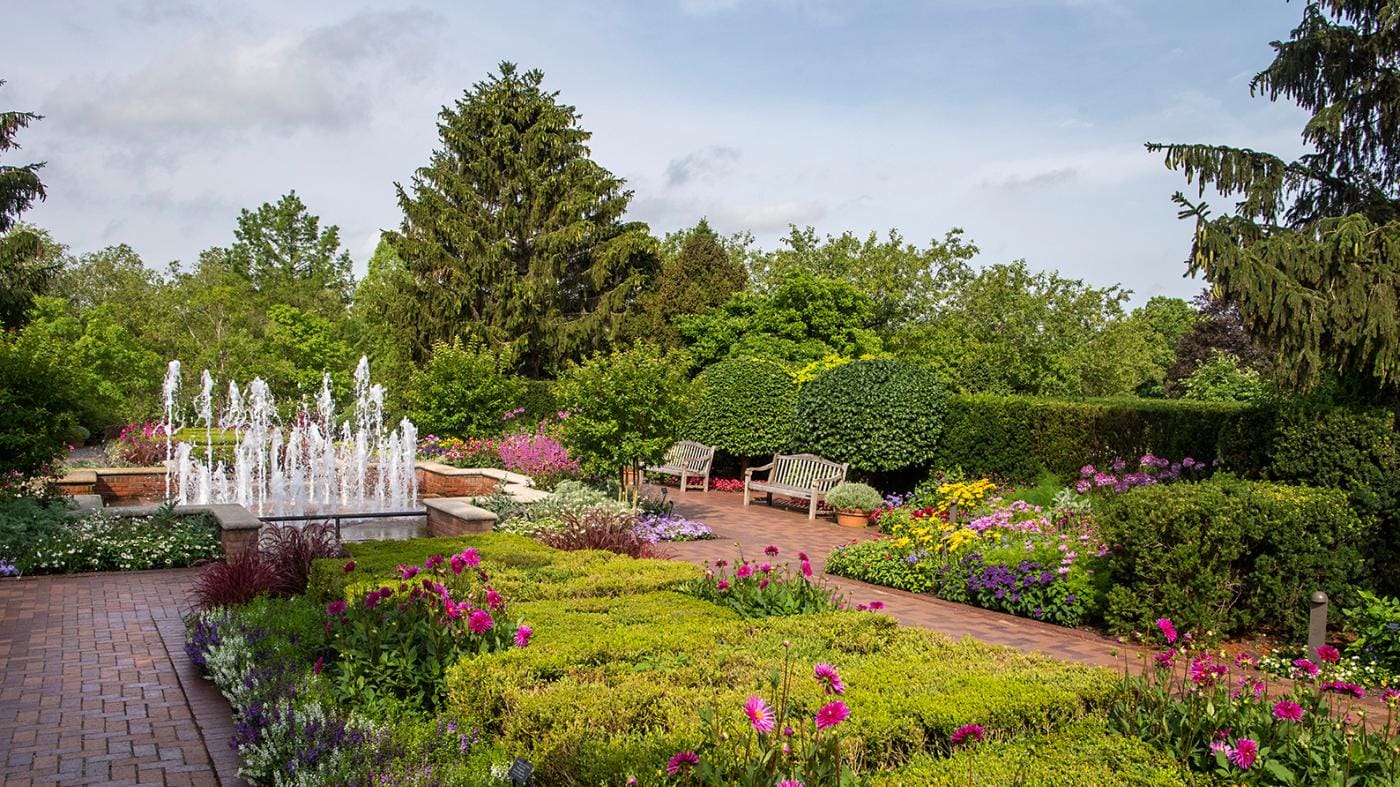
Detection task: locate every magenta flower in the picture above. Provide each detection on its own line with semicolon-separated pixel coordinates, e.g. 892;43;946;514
398;564;421;580
716;579;730;591
797;551;808;561
1155;617;1178;644
1292;658;1320;677
326;600;347;616
743;695;775;733
800;560;813;578
514;625;532;648
950;723;984;746
450;554;467;574
313;656;323;675
759;563;772;573
1384;689;1400;704
424;554;444;570
775;781;804;787
468;609;494;634
444;600;463;620
1188;654;1228;687
736;563;754;580
1315;644;1340;663
1227;738;1258;770
813;662;845;695
1154;648;1177;669
1272;700;1304;722
459;548;481;568
759;578;770;590
764;544;779;557
814;700;850;731
666;751;699;776
1320;680;1365;699
486;588;504;610
867;600;884;610
342;560;356;573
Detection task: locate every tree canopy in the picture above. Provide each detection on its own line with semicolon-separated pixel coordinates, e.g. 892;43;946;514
389;62;659;377
1147;1;1400;397
0;80;51;330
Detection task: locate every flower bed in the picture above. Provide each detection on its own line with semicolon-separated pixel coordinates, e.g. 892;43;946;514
189;533;1192;784
0;497;220;575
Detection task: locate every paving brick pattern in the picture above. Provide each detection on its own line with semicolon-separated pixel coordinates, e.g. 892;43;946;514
0;568;241;786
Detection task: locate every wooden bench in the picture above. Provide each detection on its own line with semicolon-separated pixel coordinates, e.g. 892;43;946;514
645;440;716;493
744;453;849;519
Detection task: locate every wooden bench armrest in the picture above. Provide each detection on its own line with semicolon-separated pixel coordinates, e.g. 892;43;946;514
810;472;846;490
745;462;774;479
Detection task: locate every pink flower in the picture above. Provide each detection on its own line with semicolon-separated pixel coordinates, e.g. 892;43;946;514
459;548;481;568
1315;644;1340;663
444;600;463;620
1320;680;1365;699
665;751;698;776
797;552;808;561
1154;648;1177;669
486;588;504;610
468;609;494;634
398;564;420;580
424;554;444;570
450;554;467;574
759;579;770;590
1384;689;1400;704
814;700;850;731
800;560;813;578
514;625;532;648
1272;701;1304;722
1155;618;1177;644
764;545;779;557
1188;654;1228;687
736;563;754;580
759;563;772;573
1292;658;1320;677
1227;738;1258;770
813;663;845;695
313;656;323;675
1234;652;1257;668
743;695;775;733
342;560;356;573
716;579;730;591
867;600;884;610
326;600;347;617
775;781;804;787
950;723;984;746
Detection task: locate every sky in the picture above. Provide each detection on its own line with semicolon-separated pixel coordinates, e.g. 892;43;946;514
5;0;1311;304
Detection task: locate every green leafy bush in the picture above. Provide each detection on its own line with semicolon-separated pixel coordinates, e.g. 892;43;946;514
0;330;89;480
0;500;221;575
405;339;528;439
825;482;883;512
825;539;938;593
794;359;947;472
932;394;1255;483
679;550;843;618
1096;477;1368;638
1340;590;1400;672
683;358;797;457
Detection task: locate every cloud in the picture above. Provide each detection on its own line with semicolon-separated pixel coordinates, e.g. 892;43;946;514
709;200;827;233
664;146;741;187
986;167;1079;191
45;9;445;140
117;0;211;26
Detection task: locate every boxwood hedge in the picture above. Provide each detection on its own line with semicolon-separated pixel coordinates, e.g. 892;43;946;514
683;358;798;458
793;358;948;471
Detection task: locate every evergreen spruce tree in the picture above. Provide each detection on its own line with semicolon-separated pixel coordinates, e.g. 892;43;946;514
1148;1;1400;398
629;218;747;347
389;62;659;377
0;80;51;330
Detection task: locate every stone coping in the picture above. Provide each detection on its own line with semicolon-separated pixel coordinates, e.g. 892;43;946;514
415;461;534;487
57;469;97;484
91;502;263;532
422;498;498;523
501;483;550;503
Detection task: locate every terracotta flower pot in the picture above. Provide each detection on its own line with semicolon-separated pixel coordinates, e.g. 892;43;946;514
835;509;869;528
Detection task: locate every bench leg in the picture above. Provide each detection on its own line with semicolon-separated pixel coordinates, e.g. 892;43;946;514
679;470;687;494
809;496;818;520
701;471;709;493
743;482;750;506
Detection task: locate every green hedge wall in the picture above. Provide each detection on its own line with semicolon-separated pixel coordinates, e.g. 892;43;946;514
793;359;948;472
1096;476;1368;638
930;395;1260;482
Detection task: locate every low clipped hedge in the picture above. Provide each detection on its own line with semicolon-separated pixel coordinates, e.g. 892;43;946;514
793;358;948;472
683;358;797;457
877;718;1190;786
931;394;1255;482
1096;476;1368;639
444;592;1117;784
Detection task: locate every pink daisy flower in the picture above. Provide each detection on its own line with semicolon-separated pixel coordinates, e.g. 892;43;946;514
1292;658;1320;677
514;625;532;648
468;609;493;634
486;588;504;610
800;560;813;578
743;695;775;733
736;563;754;580
666;751;699;776
764;545;779;557
1315;644;1340;663
1272;700;1303;722
326;600;347;616
950;723;984;746
814;700;850;731
1155;617;1177;644
1228;738;1258;770
813;662;845;695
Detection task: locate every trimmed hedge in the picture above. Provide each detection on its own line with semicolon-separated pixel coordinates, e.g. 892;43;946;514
931;394;1255;482
1096;476;1368;638
794;358;947;471
683;358;797;457
445;592;1116;784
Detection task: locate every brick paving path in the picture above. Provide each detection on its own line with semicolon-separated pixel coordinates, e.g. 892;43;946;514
0;569;243;786
665;487;1138;671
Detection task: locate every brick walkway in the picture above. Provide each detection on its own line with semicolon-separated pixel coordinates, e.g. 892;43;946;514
665;487;1136;671
0;569;243;786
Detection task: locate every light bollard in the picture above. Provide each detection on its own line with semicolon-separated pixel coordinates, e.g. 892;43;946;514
1307;590;1328;658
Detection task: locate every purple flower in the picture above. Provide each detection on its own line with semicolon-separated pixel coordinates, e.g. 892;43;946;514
467;609;493;634
326;600;347;617
744;695;775;733
342;560;356;573
666;751;698;776
813;663;845;695
1227;738;1258;770
514;625;532;648
1155;617;1178;644
950;723;984;746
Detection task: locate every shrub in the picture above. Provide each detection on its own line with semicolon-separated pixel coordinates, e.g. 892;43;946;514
826;482;883;512
826;539;939;594
1339;590;1400;673
1096;477;1368;638
932;394;1255;483
260;522;347;597
405;339;528;439
417;435;503;468
536;508;655;558
793;359;947;472
0;331;88;480
191;548;279;610
1;502;221;576
113;421;167;465
683;358;797;457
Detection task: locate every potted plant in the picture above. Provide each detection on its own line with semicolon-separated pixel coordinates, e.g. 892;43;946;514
825;482;882;528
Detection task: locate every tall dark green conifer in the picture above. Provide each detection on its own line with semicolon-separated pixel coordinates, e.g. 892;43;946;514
1148;2;1400;397
389;63;658;377
627;218;747;347
0;79;51;330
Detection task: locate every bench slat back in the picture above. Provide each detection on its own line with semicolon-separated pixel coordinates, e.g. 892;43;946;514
665;440;715;472
770;453;846;490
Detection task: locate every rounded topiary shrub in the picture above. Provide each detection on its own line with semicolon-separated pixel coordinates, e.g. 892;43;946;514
793;359;947;472
684;358;797;457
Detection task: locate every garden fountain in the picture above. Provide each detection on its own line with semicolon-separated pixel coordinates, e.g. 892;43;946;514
161;357;419;517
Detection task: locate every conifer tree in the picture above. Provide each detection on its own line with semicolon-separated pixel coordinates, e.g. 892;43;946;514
628;218;747;347
1148;2;1400;397
0;80;51;330
389;63;659;377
